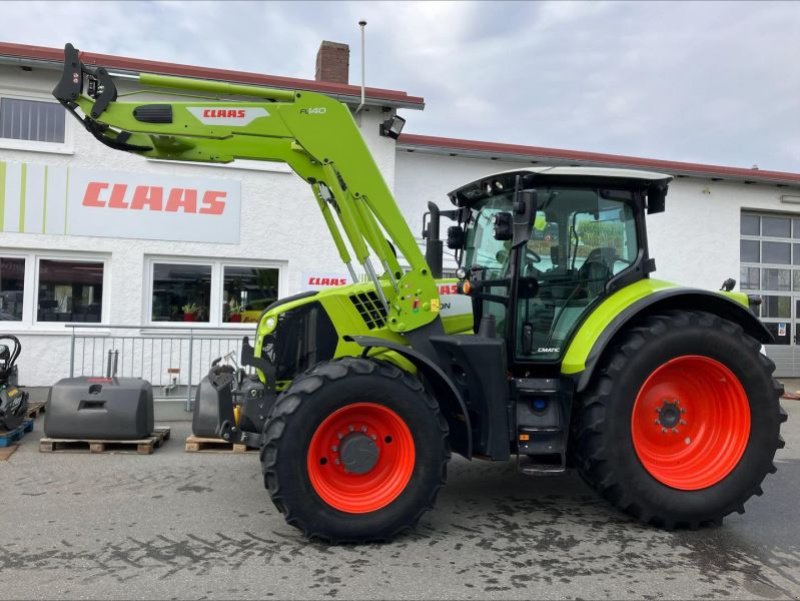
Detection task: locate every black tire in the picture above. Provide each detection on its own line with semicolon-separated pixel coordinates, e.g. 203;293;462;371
261;356;450;543
574;310;787;529
0;387;28;431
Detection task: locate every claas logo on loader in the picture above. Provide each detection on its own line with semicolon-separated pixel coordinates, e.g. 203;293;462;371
307;276;347;286
202;109;246;118
82;182;226;214
188;107;269;126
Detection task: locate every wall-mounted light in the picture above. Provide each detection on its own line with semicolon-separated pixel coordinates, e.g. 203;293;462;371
780;194;800;204
380;115;406;139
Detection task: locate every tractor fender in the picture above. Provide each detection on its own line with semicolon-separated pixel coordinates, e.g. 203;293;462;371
345;335;472;459
570;288;772;393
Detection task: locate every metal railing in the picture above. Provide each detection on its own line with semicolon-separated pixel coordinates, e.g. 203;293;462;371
66;324;254;411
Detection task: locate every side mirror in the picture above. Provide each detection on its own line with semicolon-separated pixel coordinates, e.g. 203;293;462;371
447;225;466;249
648;184;667;214
424;202;443;278
492;212;513;240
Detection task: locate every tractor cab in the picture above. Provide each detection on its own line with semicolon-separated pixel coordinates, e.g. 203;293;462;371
446;167;670;371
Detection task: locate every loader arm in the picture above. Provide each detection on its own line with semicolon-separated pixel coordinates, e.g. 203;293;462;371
53;43;438;334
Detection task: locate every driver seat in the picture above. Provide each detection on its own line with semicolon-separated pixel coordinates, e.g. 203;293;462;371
578;246;617;298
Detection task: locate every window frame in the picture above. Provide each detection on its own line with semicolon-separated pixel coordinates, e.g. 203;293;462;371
0;89;74;155
34;254;110;326
144;256;287;328
220;263;282;325
0;250;109;330
740;209;800;345
148;259;214;325
0;252;29;324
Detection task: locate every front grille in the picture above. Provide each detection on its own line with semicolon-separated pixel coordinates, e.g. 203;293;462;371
351;291;387;329
260;301;338;381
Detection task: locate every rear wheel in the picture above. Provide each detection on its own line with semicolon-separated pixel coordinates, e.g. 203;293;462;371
261;357;449;543
574;310;787;528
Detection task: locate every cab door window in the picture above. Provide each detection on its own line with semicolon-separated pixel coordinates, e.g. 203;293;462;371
516;188;638;361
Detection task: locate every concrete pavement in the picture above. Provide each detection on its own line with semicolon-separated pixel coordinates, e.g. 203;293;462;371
0;402;798;599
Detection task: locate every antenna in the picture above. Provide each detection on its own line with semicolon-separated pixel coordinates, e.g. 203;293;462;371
356;20;367;115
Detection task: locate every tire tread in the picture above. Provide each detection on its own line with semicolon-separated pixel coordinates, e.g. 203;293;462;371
573;310;786;529
260;356;450;543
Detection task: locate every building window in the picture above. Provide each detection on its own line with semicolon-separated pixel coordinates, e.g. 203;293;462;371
761;215;791;238
740;266;760;291
740;240;760;262
146;257;285;326
762;295;791;319
740;214;760;236
223;266;280;323
0;97;65;143
37;259;104;322
762;268;791;292
762;241;791;265
0;257;25;321
151;263;212;322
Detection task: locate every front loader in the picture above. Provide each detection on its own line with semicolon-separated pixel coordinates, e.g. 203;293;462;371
54;44;787;542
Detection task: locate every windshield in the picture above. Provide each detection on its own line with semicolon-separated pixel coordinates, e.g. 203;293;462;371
462;194;514;278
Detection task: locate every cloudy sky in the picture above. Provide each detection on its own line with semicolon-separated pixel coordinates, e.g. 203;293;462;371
2;1;798;172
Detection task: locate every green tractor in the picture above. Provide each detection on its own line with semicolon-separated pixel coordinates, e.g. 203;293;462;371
55;44;786;542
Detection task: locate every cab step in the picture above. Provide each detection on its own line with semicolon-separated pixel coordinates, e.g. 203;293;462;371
519;462;568;476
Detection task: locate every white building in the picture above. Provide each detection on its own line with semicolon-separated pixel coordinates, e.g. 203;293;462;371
1;40;800;399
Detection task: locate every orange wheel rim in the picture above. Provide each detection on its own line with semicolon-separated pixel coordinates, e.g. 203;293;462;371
307;402;415;513
631;355;751;490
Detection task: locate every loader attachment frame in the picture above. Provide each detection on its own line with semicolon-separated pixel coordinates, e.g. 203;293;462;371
53;43;441;336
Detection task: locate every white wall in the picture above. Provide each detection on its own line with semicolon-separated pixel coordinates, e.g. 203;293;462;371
0;66;397;385
396;150;800;290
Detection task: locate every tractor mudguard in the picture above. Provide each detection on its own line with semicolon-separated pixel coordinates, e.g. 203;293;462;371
345;335;472;459
565;286;772;392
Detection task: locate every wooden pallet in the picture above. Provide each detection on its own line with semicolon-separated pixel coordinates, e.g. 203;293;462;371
0;444;19;461
184;435;255;454
0;419;34;448
39;426;171;455
26;401;46;419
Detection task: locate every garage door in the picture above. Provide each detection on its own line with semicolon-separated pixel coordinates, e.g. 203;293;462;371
740;211;800;376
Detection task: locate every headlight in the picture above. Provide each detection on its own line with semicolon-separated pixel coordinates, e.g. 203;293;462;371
263;316;277;333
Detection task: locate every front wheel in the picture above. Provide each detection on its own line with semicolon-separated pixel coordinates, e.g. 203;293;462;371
574;310;787;528
261;357;449;543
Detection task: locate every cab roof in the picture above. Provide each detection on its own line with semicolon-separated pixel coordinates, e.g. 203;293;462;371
448;166;672;207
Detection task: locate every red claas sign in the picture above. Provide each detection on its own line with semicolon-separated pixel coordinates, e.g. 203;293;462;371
67;165;241;243
82;182;226;214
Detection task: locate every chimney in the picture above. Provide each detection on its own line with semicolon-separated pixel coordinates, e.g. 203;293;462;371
315;41;350;85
